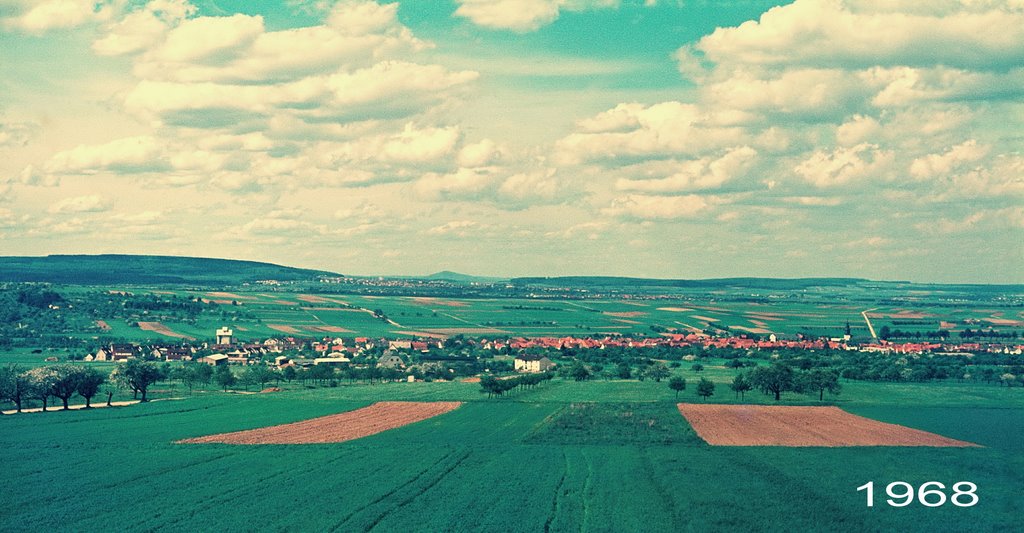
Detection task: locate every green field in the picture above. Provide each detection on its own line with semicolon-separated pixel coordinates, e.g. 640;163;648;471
1;378;1021;532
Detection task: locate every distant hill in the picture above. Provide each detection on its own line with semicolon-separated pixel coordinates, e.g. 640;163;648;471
0;255;340;285
423;271;507;283
510;276;871;291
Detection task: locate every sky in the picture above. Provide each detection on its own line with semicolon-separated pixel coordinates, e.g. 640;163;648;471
0;0;1021;283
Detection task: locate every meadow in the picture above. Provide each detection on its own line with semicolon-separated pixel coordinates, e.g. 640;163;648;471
1;376;1021;532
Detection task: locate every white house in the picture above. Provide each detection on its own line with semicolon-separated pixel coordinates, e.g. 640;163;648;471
514;355;555;373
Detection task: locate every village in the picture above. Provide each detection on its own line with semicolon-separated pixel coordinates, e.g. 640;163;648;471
81;325;1024;373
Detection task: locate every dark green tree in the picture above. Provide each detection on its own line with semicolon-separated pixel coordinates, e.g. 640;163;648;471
748;362;796;401
570;362;591;381
214;365;236;391
668;376;687;398
75;367;105;408
801;369;841;401
646;364;671;382
696;377;715;401
117;360;164;402
0;365;30;413
730;373;752;400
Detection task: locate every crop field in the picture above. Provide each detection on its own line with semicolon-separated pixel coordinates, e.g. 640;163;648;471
47;285;1020;343
1;378;1021;532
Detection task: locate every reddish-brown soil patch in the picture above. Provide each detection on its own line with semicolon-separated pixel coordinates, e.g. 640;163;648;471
393;331;450;339
940;321;957;329
308;325;353;333
603;311;648;318
460;377;481;383
95;320;111;331
297;294;347;304
205;292;251;300
677;404;978;447
138;321;196;340
423;327;507;335
267;324;302;334
733;326;771;334
260;387;281;393
747;314;784;321
179;401;462;444
984;318;1024;326
269;300;299;306
411;297;469;307
657;307;694;312
691;315;719;322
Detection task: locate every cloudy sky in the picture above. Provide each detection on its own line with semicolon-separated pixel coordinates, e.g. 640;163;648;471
1;0;1021;282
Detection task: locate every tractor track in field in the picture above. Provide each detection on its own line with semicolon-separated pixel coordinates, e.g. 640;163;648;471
543;451;568;533
639;448;681;530
24;452;241;527
327;449;469;533
364;450;472;532
147;451;358;533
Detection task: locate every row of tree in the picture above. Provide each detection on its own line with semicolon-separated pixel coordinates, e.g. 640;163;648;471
479;372;554;398
0;364;107;412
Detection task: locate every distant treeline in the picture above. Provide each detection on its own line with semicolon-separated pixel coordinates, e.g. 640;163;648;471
0;255;337;285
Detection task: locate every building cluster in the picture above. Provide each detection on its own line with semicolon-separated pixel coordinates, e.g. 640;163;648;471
81;327;1023;372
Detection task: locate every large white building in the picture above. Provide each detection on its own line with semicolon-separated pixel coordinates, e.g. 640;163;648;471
216;327;234;346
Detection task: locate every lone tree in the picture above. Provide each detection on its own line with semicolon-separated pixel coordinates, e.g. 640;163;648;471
696;377;715;401
730;373;752;400
75;367;105;408
668;376;687;398
0;365;30;413
691;363;704;373
801;369;841;401
748;362;796;401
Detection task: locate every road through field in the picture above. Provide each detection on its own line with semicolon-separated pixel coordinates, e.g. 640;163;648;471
862;308;878;339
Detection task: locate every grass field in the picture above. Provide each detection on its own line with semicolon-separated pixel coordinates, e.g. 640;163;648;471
1;378;1020;532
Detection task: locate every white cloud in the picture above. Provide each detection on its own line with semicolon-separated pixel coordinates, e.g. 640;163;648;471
1;0;116;33
909;140;989;179
498;168;565;204
44;136;168;175
453;0;559;32
615;146;758;192
457;139;503;167
148;13;264;63
794;143;894;187
692;0;1024;72
602;194;714;220
835;114;881;146
92;0;194;56
415;167;498;199
48;194;111;214
556;102;745;164
425;220;478;236
782;196;843;207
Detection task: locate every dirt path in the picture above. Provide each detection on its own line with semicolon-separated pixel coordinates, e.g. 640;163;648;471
677;404;978;447
179;401;462;444
861;308;878;339
2;397;184;415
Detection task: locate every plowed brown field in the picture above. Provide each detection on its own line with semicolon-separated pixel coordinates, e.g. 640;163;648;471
677;404;978;447
179;401;462;445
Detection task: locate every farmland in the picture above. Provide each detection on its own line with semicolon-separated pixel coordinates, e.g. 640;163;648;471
1;377;1021;532
6;281;1023;350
